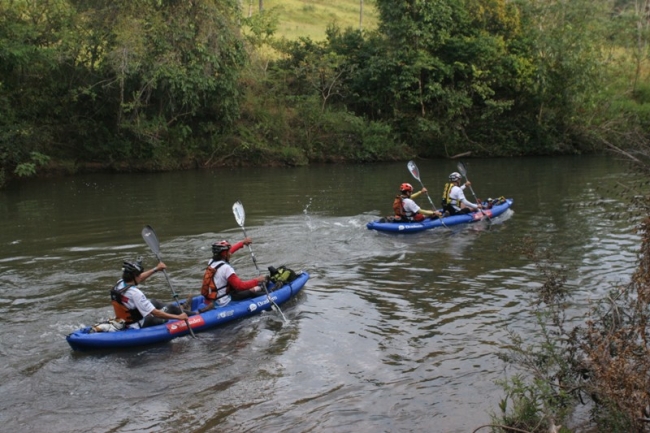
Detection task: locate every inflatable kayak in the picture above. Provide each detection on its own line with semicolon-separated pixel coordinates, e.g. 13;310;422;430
366;198;513;233
67;271;309;351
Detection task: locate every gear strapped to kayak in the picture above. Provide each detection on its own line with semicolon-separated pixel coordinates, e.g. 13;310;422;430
268;265;297;286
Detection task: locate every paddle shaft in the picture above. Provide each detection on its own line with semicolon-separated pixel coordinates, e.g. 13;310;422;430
463;175;479;203
236;215;288;322
457;164;489;222
143;226;195;338
239;226;261;273
407;161;449;228
157;256;195;338
414;177;436;209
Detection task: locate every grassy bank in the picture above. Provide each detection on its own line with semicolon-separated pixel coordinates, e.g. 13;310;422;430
252;0;378;39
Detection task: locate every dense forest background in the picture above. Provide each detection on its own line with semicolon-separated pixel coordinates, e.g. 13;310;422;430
1;0;649;187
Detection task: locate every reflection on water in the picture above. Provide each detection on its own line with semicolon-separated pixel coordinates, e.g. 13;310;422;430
0;155;640;432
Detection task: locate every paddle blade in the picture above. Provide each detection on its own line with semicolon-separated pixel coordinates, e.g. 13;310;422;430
407;160;420;181
457;161;468;178
141;225;161;256
232;200;245;227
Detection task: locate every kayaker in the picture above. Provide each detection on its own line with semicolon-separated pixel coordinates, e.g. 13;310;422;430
442;172;483;215
200;238;267;308
393;183;442;222
110;260;190;329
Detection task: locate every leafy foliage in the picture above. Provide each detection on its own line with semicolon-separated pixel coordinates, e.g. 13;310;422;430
495;154;650;432
2;0;650;187
0;0;247;186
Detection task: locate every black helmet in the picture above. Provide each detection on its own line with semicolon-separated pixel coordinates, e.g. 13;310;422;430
212;240;231;255
122;261;144;276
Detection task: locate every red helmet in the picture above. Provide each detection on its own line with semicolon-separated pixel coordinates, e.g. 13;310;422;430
212;240;231;255
400;183;413;193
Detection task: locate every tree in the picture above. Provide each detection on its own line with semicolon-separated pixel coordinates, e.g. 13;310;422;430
359;0;530;155
515;0;610;147
0;0;77;185
609;0;650;94
75;0;248;161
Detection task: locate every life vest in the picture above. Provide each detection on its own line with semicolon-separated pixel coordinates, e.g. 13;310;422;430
110;281;144;325
201;260;228;302
441;183;456;211
393;195;407;220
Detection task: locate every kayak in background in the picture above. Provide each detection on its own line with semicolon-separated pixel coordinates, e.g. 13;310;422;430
367;198;513;234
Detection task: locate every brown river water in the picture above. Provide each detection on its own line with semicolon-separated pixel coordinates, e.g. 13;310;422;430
0;155;638;432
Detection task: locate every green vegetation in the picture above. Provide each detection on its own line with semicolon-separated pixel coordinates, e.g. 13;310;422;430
1;0;649;189
489;179;650;433
4;2;650;430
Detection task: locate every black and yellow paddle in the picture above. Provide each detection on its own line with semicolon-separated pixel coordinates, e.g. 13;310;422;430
141;225;196;338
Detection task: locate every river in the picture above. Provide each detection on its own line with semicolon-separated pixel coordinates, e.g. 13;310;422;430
0;155;638;432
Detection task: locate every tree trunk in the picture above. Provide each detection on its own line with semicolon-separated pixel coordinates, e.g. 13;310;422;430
359;0;364;30
259;0;264;13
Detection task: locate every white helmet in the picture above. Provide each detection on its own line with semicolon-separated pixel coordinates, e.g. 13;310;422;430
449;172;462;182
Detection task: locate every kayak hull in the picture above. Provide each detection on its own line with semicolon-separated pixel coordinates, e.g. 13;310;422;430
366;199;513;233
66;272;309;351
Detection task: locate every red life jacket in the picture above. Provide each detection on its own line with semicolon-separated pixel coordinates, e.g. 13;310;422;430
110;281;144;325
392;195;423;221
201;260;228;302
393;195;407;219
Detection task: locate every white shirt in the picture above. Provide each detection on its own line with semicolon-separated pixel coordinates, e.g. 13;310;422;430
449;185;477;210
401;197;420;218
207;260;235;307
114;280;156;329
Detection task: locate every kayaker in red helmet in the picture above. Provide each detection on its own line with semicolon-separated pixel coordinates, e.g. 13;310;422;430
393;182;442;222
201;238;267;308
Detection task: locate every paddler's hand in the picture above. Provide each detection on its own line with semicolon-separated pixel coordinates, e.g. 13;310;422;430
177;312;188;320
420;187;427;194
242;237;253;246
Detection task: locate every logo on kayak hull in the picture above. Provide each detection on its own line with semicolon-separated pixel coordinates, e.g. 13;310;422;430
398;224;422;231
167;315;205;334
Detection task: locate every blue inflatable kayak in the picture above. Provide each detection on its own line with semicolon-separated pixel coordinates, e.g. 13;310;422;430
366;198;513;233
67;271;309;351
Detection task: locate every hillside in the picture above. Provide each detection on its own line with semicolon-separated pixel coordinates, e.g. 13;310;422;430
252;0;378;40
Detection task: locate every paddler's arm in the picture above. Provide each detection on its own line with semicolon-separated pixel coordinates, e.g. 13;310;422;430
419;209;442;218
227;274;266;291
229;237;252;254
411;187;427;199
150;308;188;321
136;262;166;284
